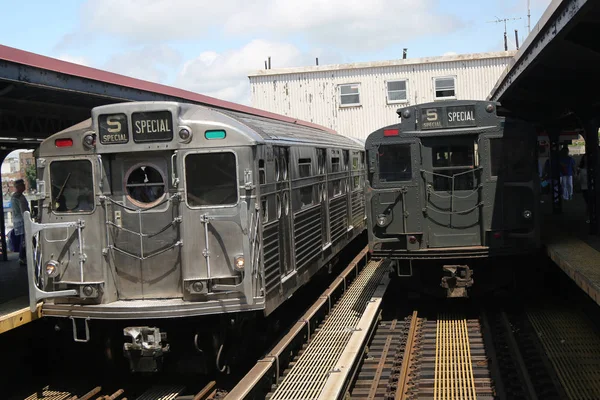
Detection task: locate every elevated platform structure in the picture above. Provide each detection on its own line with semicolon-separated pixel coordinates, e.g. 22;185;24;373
488;0;600;234
542;192;600;307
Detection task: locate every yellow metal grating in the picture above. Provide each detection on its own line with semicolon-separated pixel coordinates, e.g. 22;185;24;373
528;307;600;399
270;260;385;400
23;386;72;400
434;314;477;400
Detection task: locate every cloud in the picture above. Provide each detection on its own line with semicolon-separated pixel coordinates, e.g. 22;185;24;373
81;0;463;50
56;54;90;66
102;45;182;83
174;39;338;104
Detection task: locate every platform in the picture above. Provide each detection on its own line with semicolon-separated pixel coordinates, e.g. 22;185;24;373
542;192;600;307
0;251;40;334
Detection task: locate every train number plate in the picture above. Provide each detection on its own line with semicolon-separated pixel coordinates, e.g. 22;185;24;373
131;111;174;143
98;113;129;144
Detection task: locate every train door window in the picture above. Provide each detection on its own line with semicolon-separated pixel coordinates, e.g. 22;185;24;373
276;194;282;218
431;144;475;191
126;164;166;208
283;192;289;215
275;158;280;181
185;152;238;207
342;150;349;171
317;149;326;174
378;144;412;182
434;77;456;100
261;198;268;223
50;160;95;213
259;159;266;184
298;158;312;178
281;151;289;181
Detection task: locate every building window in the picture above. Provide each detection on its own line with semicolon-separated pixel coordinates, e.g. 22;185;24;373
339;84;360;106
386;80;407;104
434;77;456;100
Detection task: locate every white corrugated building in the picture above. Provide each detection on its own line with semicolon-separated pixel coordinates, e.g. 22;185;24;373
249;51;516;139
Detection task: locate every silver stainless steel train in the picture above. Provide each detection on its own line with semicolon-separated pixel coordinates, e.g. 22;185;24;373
24;101;366;372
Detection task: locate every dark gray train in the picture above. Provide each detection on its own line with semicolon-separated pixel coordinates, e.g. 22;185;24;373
365;100;541;296
23;101;366;372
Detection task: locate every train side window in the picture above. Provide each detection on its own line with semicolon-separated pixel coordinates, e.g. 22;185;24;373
259;159;266;184
331;157;341;173
299;158;312;178
185;152;238;207
50;160;95;213
297;186;314;209
378;144;412;182
275;158;280;181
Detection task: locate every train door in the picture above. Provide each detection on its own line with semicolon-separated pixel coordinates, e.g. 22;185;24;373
421;137;482;247
108;152;182;300
275;147;293;276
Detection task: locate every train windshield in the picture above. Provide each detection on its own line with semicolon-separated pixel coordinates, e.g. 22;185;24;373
185;152;238;207
431;144;476;191
377;144;412;182
50;160;95;212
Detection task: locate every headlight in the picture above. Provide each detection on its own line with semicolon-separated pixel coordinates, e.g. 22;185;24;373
376;214;388;227
523;210;532;219
234;256;245;271
45;260;59;278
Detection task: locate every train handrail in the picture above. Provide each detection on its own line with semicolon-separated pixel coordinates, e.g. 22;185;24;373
23;211;78;313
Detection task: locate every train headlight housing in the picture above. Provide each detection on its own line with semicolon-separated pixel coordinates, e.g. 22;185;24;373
523;210;532;219
179;128;191;141
45;260;59;278
376;214;388;227
82;133;96;149
234;256;245;271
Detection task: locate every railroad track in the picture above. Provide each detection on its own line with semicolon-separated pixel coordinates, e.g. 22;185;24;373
349;310;494;400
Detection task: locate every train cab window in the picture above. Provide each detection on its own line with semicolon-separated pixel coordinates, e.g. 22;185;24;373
431;145;475;191
185;153;238;207
378;144;412;182
298;158;312;178
126;165;166;207
50;160;94;213
259;159;266;184
343;150;349;170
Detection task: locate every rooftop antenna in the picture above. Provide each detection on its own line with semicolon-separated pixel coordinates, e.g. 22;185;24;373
488;16;523;51
527;0;531;33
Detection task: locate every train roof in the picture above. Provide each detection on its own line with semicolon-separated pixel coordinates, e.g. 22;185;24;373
39;101;362;156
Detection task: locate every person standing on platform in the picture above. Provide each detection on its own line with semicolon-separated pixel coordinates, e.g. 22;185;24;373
11;179;29;265
559;147;576;201
578;154;590;223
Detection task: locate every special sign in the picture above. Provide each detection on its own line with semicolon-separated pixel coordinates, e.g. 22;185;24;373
420;105;477;130
131;111;174;143
98;113;129;144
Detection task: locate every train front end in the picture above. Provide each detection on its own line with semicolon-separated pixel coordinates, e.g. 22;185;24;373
365;100;540;296
23;102;263;371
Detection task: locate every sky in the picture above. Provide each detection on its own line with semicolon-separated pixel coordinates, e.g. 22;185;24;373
0;0;552;106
